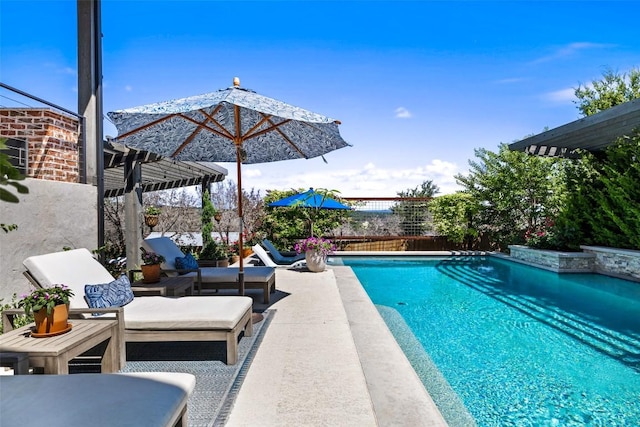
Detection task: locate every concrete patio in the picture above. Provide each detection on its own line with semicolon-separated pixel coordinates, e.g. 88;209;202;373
224;266;447;426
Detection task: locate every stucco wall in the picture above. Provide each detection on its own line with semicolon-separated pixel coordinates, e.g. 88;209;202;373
0;178;97;303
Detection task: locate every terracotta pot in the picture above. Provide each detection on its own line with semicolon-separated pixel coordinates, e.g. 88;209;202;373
33;303;69;335
242;248;253;258
141;263;161;283
216;259;229;268
305;250;327;272
230;255;240;264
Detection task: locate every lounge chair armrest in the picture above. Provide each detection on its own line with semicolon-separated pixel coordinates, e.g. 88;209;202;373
2;308;26;332
69;306;124;318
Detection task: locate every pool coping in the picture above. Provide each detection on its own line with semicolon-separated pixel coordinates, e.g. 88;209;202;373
333;266;449;426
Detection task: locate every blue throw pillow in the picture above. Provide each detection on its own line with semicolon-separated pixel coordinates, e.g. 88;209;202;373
85;275;134;315
175;252;198;274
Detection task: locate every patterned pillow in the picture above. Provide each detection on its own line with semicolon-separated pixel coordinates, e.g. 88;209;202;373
175;252;199;274
85;275;135;315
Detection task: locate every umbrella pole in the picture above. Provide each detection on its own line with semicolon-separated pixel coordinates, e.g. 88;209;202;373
235;131;245;296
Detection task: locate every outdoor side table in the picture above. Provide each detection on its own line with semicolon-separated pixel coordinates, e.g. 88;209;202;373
0;318;122;375
131;275;194;297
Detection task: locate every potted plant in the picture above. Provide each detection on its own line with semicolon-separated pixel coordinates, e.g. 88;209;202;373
140;246;166;283
144;206;162;230
295;236;336;272
18;284;74;336
229;240;240;264
198;240;229;267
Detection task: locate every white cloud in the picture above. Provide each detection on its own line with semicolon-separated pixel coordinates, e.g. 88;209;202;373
243;168;262;178
544;88;576;103
238;159;463;199
531;42;613;64
394;107;412;119
495;77;526;84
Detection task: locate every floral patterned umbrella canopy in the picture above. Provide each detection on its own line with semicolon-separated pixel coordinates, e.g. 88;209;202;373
107;78;350;294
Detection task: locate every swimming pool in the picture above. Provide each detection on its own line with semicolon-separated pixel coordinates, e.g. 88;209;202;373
342;256;640;426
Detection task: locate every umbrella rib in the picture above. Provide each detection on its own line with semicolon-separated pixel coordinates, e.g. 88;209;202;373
116;115;175;139
172;115;209;156
198;107;236;140
176;112;233;140
263;116;308;158
243;115;306;158
241;114;278;140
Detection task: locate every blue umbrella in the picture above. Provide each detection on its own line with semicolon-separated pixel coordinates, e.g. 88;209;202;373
269;188;350;236
269;188;351;210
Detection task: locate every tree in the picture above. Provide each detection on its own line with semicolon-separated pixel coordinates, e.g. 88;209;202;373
201;189;216;248
391;180;439;236
455;144;565;251
574;67;640;116
205;180;265;247
429;192;480;249
559;132;640;250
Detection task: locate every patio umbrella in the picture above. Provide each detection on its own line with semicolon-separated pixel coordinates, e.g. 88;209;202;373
269;188;351;236
269;188;350;209
107;77;350;295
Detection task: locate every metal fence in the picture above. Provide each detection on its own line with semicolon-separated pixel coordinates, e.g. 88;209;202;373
326;197;489;251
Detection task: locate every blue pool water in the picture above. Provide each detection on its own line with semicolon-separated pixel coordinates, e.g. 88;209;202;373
342;256;640;426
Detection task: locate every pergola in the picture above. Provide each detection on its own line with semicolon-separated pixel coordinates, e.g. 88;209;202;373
103;141;227;198
509;98;640;157
102;140;228;269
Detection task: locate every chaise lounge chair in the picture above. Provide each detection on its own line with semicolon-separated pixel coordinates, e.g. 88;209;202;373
251;244;306;269
23;248;253;365
261;239;306;265
143;237;276;304
1;372;196;427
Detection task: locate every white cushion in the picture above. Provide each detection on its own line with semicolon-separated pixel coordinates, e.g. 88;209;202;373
23;248;115;309
123;296;252;330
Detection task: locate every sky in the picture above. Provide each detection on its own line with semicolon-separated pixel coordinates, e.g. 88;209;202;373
2;1;639;197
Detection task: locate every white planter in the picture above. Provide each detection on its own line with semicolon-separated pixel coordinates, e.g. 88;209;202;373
305;250;327;272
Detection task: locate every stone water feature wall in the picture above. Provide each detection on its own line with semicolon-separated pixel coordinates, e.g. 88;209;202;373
507;245;595;272
581;246;640;281
507;244;640;282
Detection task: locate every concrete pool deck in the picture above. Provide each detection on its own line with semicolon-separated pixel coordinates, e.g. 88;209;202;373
225;266;447;426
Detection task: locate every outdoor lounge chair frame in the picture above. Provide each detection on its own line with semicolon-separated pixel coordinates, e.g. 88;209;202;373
142;237;276;303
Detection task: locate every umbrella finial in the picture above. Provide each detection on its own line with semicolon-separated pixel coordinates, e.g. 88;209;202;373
233;77;240;87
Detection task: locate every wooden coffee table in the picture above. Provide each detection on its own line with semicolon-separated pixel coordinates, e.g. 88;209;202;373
131;275;194;297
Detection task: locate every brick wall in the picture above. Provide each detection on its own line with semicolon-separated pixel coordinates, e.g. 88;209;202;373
0;108;80;183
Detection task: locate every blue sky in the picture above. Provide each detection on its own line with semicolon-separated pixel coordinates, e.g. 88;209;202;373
2;1;639;196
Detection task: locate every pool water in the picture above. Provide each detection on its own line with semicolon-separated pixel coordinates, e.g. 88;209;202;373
343;256;640;426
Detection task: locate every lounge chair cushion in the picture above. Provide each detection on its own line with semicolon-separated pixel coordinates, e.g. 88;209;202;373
0;373;196;427
123;296;251;330
175;252;199;273
84;275;135;313
24;249;116;309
